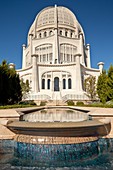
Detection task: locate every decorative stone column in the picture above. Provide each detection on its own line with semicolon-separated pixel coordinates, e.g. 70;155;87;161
29;34;33;60
59;71;62;92
66;74;68;89
98;62;104;74
45;74;47;90
32;54;39;93
79;32;85;65
22;44;26;69
76;54;83;91
51;72;53;91
86;44;91;68
62;29;65;36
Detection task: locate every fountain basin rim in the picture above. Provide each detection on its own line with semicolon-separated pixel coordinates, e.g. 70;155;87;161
6;119;111;137
6;119;109;128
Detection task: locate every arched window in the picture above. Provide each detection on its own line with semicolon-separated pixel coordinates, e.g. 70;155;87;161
47;79;50;89
42;79;45;89
65;31;68;37
54;77;59;91
44;31;47;37
39;33;41;38
55;59;57;64
60;30;62;35
71;32;73;38
68;78;72;89
49;30;53;36
63;79;66;89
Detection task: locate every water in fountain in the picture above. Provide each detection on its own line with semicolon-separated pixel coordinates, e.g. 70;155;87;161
0;138;113;169
0;107;112;169
22;108;88;122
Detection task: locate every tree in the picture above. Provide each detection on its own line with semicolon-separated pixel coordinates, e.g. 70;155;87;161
84;75;97;101
9;73;22;104
0;60;22;105
0;60;9;104
20;79;31;99
107;65;113;100
97;70;108;104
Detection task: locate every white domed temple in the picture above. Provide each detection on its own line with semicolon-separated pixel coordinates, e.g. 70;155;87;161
17;5;104;101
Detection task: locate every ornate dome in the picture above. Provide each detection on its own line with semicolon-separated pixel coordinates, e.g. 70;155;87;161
36;6;76;27
27;5;85;43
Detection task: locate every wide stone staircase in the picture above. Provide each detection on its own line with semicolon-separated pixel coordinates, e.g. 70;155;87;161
44;92;66;106
46;100;67;106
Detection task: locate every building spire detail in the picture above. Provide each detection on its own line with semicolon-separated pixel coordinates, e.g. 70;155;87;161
54;4;60;63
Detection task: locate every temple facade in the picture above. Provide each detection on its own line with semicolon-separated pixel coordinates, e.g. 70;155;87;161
17;5;104;101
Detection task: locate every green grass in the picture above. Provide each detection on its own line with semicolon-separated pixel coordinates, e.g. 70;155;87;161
0;104;37;109
88;103;113;108
75;102;113;108
0;100;37;109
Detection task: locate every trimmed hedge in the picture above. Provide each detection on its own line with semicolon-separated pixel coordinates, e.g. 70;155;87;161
40;101;47;106
76;101;84;106
67;100;75;106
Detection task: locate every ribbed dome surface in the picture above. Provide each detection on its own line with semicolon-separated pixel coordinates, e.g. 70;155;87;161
36;6;76;28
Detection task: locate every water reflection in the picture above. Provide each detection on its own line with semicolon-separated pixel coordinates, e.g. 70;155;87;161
22;108;88;122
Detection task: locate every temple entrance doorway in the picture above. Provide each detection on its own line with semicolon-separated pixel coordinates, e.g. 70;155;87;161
54;77;59;91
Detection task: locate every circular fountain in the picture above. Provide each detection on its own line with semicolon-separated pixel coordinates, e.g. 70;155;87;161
7;107;111;139
6;106;111;167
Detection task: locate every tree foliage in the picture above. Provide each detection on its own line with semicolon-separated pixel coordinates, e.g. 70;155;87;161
20;79;31;99
84;75;97;100
107;65;113;100
97;65;113;103
0;60;22;105
97;70;108;104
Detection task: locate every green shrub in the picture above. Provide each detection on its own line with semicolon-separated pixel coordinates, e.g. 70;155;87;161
40;101;47;106
28;101;36;106
67;100;74;106
76;101;84;106
19;100;36;106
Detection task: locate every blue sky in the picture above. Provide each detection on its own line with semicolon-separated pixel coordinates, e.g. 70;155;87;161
0;0;113;70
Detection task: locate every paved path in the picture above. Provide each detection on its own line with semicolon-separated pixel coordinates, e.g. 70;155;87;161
73;106;113;116
0;109;20;139
0;109;20;118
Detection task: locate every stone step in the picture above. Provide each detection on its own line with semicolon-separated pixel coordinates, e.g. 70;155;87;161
52;92;61;100
46;100;67;106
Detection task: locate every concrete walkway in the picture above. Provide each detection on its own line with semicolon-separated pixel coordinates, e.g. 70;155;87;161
0;109;20;139
73;106;113;116
0;108;20;118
